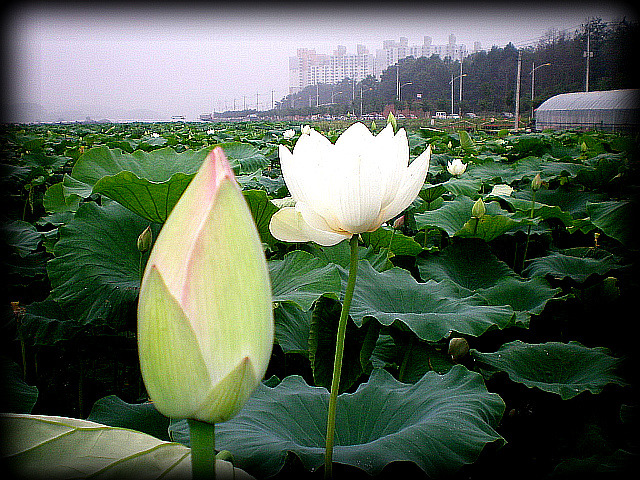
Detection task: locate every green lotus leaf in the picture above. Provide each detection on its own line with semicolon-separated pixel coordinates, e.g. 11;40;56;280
274;302;312;355
586;200;632;247
47;201;161;326
360;225;423;256
87;395;171;442
19;296;83;345
212;366;505;477
1;357;38;414
415;196;519;239
242;189;279;246
344;260;514;341
68;144;267;223
0;413;253;479
269;250;342;311
523;247;623;282
417;241;559;326
2;220;42;257
472;340;627;399
442;175;482;197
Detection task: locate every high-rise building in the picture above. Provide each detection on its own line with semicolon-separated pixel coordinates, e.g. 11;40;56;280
289;45;374;94
290;35;481;93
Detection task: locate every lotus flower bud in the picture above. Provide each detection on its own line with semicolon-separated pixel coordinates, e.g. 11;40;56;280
370;120;377;132
387;112;397;132
472;197;486;219
301;125;311;135
137;226;153;253
137;147;273;424
393;215;405;229
448;337;470;362
283;129;295;139
531;173;543;191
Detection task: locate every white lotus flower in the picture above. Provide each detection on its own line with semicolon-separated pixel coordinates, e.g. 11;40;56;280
207;129;215;135
269;122;431;246
283;129;295;139
447;158;467;176
301;125;311;135
151;132;160;138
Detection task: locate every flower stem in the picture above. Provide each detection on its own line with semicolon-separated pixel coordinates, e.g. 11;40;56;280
521;190;537;272
188;419;216;480
324;234;359;480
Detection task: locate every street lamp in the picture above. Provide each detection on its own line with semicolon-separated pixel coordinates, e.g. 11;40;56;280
360;86;374;117
449;74;467;116
399;82;412;103
530;62;551;122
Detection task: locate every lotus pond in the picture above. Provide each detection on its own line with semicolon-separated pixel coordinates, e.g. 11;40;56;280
1;120;638;479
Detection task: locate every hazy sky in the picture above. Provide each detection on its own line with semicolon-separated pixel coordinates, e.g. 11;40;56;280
3;1;635;122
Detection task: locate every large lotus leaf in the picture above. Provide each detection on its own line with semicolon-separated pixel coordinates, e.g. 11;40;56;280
1;357;38;414
490;195;574;226
43;182;81;214
211;366;505;478
523;247;623;283
344;260;514;341
69;144;267;223
442;175;482;197
417;241;559;326
308;296;378;393
47;201;161;326
515;188;607;219
2;220;42;257
586;200;632;247
242;189;279;246
360;225;423;256
309;241;391;272
472;340;626;399
19;296;83;345
269;250;342;311
415;196;521;240
87;395;171;442
0;413;252;479
273;302;312;354
417;240;515;290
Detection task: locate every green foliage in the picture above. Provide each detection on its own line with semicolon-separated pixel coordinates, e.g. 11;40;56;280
2;121;636;479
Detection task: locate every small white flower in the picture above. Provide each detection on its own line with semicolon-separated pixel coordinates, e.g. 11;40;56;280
283;129;295;139
489;184;514;197
301;125;311;135
447;158;467;176
151;132;160;138
207;129;215;135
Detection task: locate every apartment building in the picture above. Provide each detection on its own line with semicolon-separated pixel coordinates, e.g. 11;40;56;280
289;35;482;94
289;45;374;94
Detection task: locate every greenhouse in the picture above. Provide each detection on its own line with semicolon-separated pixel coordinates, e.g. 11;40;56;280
535;88;639;132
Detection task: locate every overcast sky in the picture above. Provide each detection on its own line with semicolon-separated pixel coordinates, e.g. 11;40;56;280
2;1;636;122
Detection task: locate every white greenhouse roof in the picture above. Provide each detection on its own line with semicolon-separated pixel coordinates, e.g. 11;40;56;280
536;89;639;112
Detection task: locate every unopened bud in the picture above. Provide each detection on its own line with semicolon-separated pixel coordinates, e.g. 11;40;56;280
393;215;405;229
471;197;486;219
531;173;543;191
137;226;153;252
371;120;377;132
448;337;470;362
387;112;397;132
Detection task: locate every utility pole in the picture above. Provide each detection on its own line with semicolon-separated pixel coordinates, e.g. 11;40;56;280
584;18;593;92
271;90;275;110
514;50;522;130
256;92;259;111
459;60;463;116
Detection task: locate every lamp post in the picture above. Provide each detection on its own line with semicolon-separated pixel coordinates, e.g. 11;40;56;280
399;82;412;103
360;86;373;117
530;62;551;123
449;74;467;116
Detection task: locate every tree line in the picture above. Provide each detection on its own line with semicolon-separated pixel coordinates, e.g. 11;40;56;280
275;17;637;118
